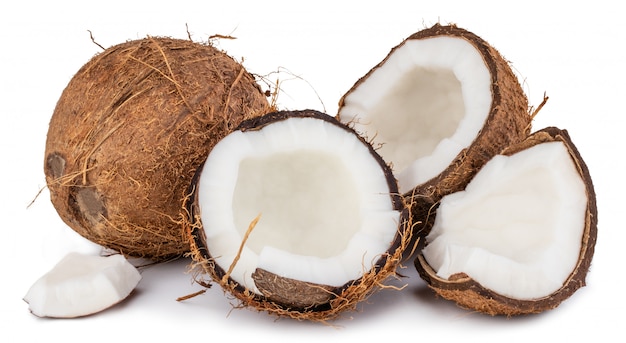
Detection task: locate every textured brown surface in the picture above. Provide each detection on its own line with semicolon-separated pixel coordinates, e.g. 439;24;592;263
252;268;337;309
45;37;271;259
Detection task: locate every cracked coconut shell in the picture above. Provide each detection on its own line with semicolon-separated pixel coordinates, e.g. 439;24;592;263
337;24;532;239
44;37;271;259
415;127;597;316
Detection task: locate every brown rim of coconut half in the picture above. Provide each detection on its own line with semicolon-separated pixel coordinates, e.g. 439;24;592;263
337;24;531;239
184;110;412;321
414;127;597;316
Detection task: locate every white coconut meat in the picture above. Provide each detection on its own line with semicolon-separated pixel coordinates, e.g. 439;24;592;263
422;141;587;300
24;252;141;318
197;116;401;294
339;36;492;193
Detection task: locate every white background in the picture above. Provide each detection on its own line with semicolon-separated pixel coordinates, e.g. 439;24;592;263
2;1;623;341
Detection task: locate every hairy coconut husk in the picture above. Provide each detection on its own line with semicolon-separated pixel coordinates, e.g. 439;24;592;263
337;24;532;240
414;127;597;316
45;37;271;260
184;110;413;322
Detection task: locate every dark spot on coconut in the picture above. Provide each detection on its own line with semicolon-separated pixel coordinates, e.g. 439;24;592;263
46;153;66;179
252;268;337;309
69;186;107;226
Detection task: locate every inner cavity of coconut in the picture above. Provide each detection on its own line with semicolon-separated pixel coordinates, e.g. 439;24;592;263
422;141;587;300
233;151;361;257
339;37;492;193
197;117;400;294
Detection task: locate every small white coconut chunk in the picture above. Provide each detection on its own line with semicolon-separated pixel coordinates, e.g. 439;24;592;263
422;142;587;300
24;252;141;318
198;117;401;293
339;37;492;193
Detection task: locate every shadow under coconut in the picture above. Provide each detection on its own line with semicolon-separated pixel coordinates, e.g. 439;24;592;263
129;254;557;327
410;280;559;325
340;257;556;326
33;287;146;321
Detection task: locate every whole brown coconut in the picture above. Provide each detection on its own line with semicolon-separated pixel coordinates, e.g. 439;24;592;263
415;127;597;316
337;24;532;240
45;37;271;259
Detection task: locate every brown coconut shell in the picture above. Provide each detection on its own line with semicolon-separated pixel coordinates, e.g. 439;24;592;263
337;24;532;240
45;37;271;260
185;110;413;321
414;127;597;316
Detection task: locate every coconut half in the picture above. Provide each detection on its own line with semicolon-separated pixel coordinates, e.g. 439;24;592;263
415;127;597;315
337;24;531;237
186;110;410;320
24;252;141;318
44;37;271;259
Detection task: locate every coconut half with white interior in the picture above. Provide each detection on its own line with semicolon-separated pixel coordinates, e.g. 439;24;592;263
415;127;597;315
337;24;531;237
185;110;410;320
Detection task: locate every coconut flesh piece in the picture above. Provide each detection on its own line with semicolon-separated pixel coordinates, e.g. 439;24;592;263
338;35;492;193
24;252;141;318
190;110;407;314
422;141;587;301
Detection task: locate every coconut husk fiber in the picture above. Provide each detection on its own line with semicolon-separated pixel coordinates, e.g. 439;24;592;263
185;193;413;322
44;36;272;260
